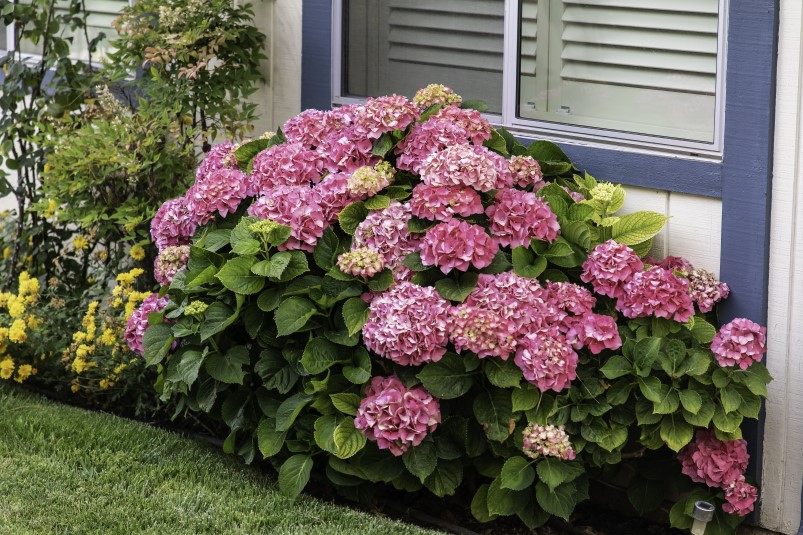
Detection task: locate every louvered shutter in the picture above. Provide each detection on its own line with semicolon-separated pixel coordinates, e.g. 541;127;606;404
345;0;504;113
20;0;128;59
535;0;719;142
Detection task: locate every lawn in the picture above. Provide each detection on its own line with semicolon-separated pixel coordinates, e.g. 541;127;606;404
0;384;441;535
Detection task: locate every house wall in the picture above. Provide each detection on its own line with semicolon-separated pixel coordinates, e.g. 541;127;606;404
762;0;803;532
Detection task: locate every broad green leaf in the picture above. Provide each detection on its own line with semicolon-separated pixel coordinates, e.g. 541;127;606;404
536;457;571;491
678;389;703;414
512;246;547;278
216;256;264;295
200;301;238;341
485;358;523;388
251;255;291;279
682;349;711;376
435;272;479;303
500;456;535;491
338;202;368;235
606;379;634;406
257;287;283;312
205;345;250;384
712;406;743;433
278;454;313;499
276;392;315;431
470;484;498;522
417;353;474;399
610;211;669;246
256;417;286;458
660;414;694;451
473;390;513;442
720;385;742;414
333;419;367;459
330;393;362;416
343;348;372;385
364;195;391;210
371;133;394;157
424;458;463;497
487;477;530;516
511;386;540;412
535;481;576;521
638;376;666;403
633;337;662;374
273;251;310;282
600;355;632;379
174;349;204;386
275;297;318;336
300;337;348;374
221;390;249;430
313;227;340;271
142;324;174;366
402;440;438;482
342;297;369;337
688;317;717;344
367;268;394;292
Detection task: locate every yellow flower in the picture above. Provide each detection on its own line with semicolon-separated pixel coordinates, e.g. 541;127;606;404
0;359;14;380
73;235;89;250
113;298;123;308
70;382;80;393
75;344;94;358
0;292;10;308
113;363;128;374
95;249;109;262
0;328;8;342
73;331;87;343
130;245;146;261
7;295;25;318
9;319;27;344
44;198;57;218
112;286;123;297
99;378;111;390
26;315;43;330
101;328;116;346
14;364;34;383
72;357;88;374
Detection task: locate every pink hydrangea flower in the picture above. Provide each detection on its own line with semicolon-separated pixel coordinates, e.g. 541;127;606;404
581;240;644;300
563;186;585;203
420;219;499;274
409;183;484;221
522;423;576;461
151;197;198;251
618;266;695;322
711;318;767;369
509;155;545;190
420;144;500;192
465;272;552;335
154;245;190;286
648;255;694;273
362;282;451;366
356;95;420;139
124;294;171;356
247;185;327;252
282;108;329;149
337;247;385;278
449;304;517;360
354;375;441;457
353;201;422;280
249;142;325;194
395;120;477;174
514;329;578;392
430;106;491;145
317;124;378;174
722;476;758;517
688;268;731;313
186;169;250;225
347;162;395;197
314;172;366;223
544;282;596;316
412;84;462;109
486;188;560;248
678;429;749;488
196;141;236;181
565;313;622;354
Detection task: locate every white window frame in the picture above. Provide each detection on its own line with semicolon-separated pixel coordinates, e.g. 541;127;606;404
331;0;729;160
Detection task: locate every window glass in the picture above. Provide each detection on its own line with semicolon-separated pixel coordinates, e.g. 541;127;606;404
517;0;720;143
343;0;505;114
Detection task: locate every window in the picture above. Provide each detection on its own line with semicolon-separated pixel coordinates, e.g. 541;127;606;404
335;0;727;156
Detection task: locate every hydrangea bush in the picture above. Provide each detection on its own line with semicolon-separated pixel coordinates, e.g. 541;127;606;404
140;86;771;534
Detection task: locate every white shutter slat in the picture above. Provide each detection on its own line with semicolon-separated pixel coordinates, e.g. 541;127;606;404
563;0;717;15
520;0;538;77
562;25;716;55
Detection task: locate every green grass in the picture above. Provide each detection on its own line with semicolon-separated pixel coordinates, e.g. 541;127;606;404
0;384;441;535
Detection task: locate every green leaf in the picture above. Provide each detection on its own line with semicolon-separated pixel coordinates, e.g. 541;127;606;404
417;353;474;399
638;376;666;403
536;457;571;491
200;301;239;341
485;358;523;388
660;414;694;451
278;454;313;499
682;349;711;376
499;457;535;491
273;251;310;282
460;100;489;112
257;287;283;312
367;268;394;292
276;393;315;432
338;202;368;235
688;317;717;344
526;141;573;177
633;337;662;374
142;324;175;366
487;477;530;516
256;418;286;458
627;476;666;515
342;297;369;337
174;349;205;386
712;406;743;433
512;246;547;278
600;355;632;379
471;484;499;522
301;337;349;374
371;133;394;157
424;459;463;497
364;195;391;210
312;227;341;270
402;251;428;272
403;440;438;482
512;386;540;412
679;390;703;414
435;272;479;303
606;380;634;406
333;419;367;459
275;297;318;336
343;347;372;385
610;211;669;246
216;256;265;295
484;127;509;155
473;390;513;442
205;346;250;384
482;250;513;274
234;138;271;171
535;481;576;520
330;393;362;416
720;386;742;414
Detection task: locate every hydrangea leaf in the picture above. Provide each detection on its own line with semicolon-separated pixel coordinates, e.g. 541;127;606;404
313;227;340;271
424;458;463;497
473;390;513;442
610;211;669;246
338;202;368;235
487;476;530;516
142;323;175;366
205;345;250;384
402;439;437;482
535;481;576;520
333;418;367;459
256;417;286;458
278;454;313;499
216;256;265;295
300;337;349;375
660;414;694;451
342;297;369;337
435;272;479;303
470;484;499;522
417;353;474;399
274;297;318;336
500;456;535;491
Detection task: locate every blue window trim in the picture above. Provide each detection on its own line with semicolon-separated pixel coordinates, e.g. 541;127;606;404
303;0;778;507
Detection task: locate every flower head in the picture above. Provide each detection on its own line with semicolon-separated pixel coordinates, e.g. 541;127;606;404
580;240;644;300
486;188;560;248
186;169;250;225
395;120;476;174
347;161;395;197
678;429;749;489
129;244;146;261
722;476;758;517
315;172;366;223
412;84;463;109
565;313;622;354
522;423;576;460
420;219;498;274
409;183;484;221
154;245;191;286
711;318;766;369
420;144;500;192
124;294;172;356
337;247;386;278
449;304;517;359
430;106;491;145
249;142;325;194
362;282;451;366
248;186;327;252
688;267;730;313
508;155;545;190
196;142;236;181
356;95;420;139
617;266;695;322
354;375;441;456
353;201;422;280
151;197;197;250
514;329;578;392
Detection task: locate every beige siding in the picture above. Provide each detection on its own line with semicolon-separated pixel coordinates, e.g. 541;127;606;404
762;0;803;532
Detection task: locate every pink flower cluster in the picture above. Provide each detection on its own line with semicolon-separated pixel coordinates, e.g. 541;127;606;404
186;169;250;225
247;186;327;252
617;266;695;322
711;318;766;369
395;120;474;175
688;268;731;313
522;423;576;461
347;162;395;197
486;188;560;248
412;84;462;109
449;304;517;359
515;329;579;392
316;172;365;223
508;155;545;190
581;240;644;299
409;184;484;221
196;141;236;181
151;197;197;250
337;247;385;278
154;245;190;286
420;219;498;274
678;429;756;516
356;95;420;139
124;293;171;356
420;144;501;192
362;282;451;366
430;106;491;145
249;142;324;193
352;201;422;281
354;375;441;456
